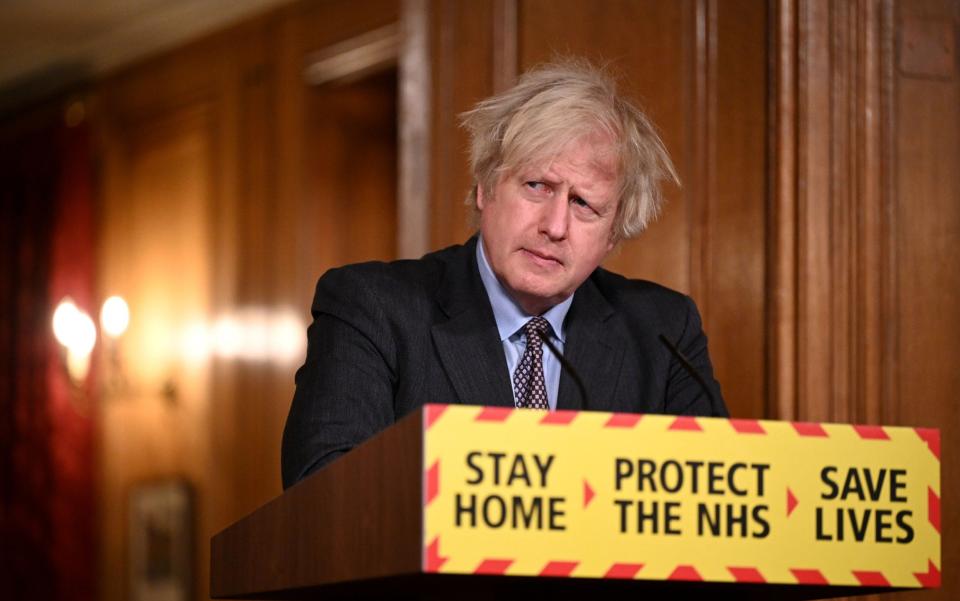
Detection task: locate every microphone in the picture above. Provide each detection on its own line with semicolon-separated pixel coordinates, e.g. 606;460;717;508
540;335;590;410
657;333;720;413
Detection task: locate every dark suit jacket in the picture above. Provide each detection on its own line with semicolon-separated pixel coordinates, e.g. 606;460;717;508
281;237;727;488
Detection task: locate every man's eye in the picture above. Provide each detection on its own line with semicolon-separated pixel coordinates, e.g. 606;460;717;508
525;181;545;191
571;196;590;208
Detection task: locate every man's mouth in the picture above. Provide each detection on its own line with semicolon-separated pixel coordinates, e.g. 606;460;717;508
522;248;563;266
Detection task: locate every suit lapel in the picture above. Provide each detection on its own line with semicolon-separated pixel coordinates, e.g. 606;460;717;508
431;238;515;407
557;277;626;411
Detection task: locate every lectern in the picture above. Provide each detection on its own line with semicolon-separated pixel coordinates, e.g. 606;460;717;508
211;405;941;600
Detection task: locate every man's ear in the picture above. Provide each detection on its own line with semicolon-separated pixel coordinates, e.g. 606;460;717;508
476;183;487;210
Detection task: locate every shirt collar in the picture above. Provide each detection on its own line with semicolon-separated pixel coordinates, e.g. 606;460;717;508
476;235;573;342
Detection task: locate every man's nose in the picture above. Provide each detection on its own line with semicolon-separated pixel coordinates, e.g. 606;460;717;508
539;195;570;240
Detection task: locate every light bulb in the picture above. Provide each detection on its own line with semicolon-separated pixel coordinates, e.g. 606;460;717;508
53;298;79;347
101;296;130;338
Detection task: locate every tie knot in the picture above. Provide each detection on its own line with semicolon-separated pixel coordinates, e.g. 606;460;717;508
523;316;550;342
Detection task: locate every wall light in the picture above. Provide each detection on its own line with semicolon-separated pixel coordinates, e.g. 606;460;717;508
100;296;130;338
177;308;305;366
52;297;97;383
54;294;305;399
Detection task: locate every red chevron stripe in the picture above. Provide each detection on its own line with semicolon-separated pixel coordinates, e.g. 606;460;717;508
603;563;644;579
540;561;578;577
475;407;512;422
915;428;941;460
475;559;513;574
929;488;941;533
792;422;828;437
424;537;447;572
853;571;891;587
728;567;765;583
791;569;828;585
667;565;703;581
425;404;448;429
729;419;766;434
853;424;889;440
425;461;439;505
914;560;941;587
604;413;643;428
540;410;577;425
668;416;702;431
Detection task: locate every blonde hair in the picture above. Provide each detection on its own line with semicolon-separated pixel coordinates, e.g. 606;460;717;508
460;58;679;241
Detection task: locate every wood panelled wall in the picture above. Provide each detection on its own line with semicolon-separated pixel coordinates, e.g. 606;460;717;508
892;1;958;597
94;2;399;601
770;1;958;598
84;0;957;599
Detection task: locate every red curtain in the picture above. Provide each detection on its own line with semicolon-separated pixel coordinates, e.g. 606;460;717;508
0;106;96;601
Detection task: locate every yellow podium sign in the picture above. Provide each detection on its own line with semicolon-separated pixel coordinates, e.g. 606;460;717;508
421;405;941;589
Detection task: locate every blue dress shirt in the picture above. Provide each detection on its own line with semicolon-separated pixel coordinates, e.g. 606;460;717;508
476;236;573;410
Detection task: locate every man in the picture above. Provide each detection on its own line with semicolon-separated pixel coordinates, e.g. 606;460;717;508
281;60;727;489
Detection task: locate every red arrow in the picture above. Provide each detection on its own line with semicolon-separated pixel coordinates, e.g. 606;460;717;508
583;480;595;508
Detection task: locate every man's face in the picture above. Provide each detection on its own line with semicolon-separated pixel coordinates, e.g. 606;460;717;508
478;132;619;315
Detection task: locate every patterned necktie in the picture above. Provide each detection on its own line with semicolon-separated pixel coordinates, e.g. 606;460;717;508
513;316;550;410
